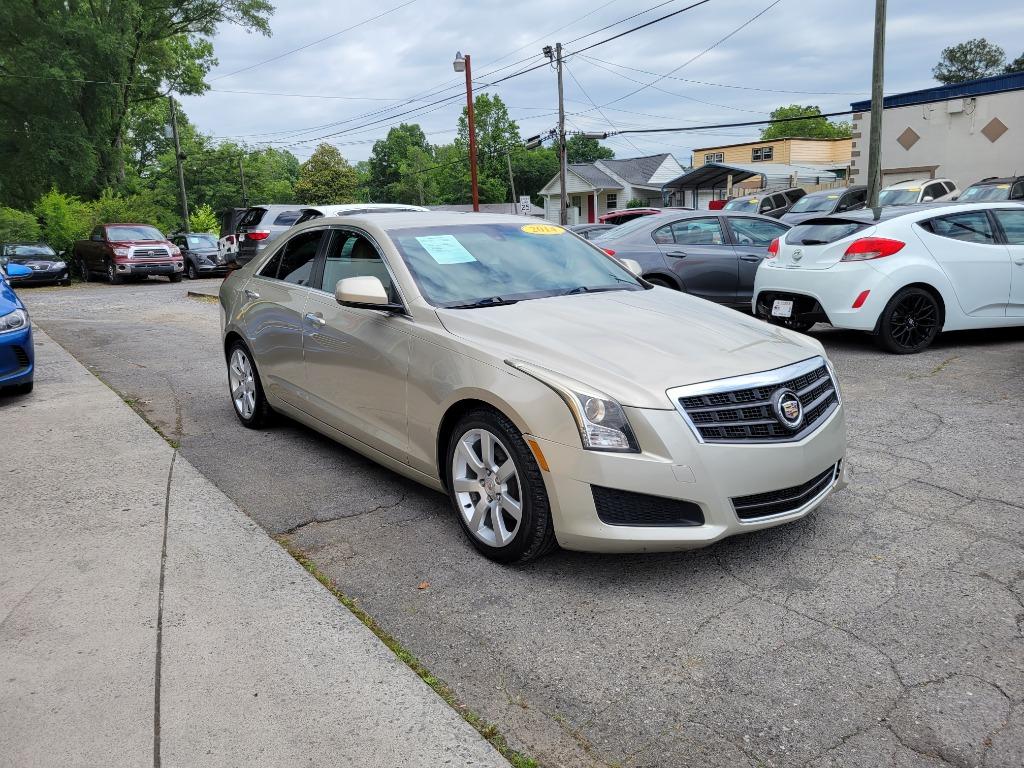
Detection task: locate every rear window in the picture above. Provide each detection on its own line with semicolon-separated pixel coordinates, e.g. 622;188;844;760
240;207;267;228
786;220;869;245
272;210;302;226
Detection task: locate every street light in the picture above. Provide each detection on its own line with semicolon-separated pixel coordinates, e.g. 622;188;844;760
453;51;479;212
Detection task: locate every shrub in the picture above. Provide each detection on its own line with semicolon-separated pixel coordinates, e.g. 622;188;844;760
189;204;219;234
91;189;176;234
33;190;92;254
625;198;647;209
0;207;42;243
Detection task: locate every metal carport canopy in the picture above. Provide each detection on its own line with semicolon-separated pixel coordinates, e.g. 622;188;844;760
661;162;839;192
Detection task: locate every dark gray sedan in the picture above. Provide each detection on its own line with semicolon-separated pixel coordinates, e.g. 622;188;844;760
592;210;790;309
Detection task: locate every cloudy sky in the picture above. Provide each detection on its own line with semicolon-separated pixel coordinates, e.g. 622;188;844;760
180;0;1024;166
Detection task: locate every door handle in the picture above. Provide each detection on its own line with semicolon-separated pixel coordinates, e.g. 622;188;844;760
740;254;762;262
1013;257;1024;266
304;312;326;327
666;250;688;258
243;288;260;300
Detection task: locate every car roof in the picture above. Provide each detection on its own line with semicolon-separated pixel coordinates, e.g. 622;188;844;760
729;187;802;201
300;203;430;214
967;176;1022;186
882;178;953;190
309;211;548;231
794;201;1006;225
801;185;866;198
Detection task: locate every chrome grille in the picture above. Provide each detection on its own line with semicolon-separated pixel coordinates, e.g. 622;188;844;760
131;247;169;259
669;357;839;444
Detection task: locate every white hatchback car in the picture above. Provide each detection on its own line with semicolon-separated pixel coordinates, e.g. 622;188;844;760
753;203;1024;353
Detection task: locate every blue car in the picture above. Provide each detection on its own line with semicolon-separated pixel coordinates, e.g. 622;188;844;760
0;263;33;395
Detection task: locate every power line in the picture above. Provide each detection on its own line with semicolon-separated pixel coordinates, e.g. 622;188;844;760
563;0;682;46
563;62;644;154
210;0;420;81
570;0;714;56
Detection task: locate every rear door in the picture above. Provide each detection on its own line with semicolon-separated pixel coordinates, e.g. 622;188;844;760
922;181;947;202
725;216;790;299
993;208;1024;316
241;228;327;405
915;209;1010;317
657;216;739;304
302;228;411;460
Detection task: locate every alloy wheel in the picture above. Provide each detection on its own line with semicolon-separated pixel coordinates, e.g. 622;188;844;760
889;293;938;350
451;428;523;548
228;348;257;419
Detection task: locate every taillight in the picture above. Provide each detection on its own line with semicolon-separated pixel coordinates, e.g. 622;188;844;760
246;230;270;241
766;238;779;259
841;237;905;261
603;248;616;256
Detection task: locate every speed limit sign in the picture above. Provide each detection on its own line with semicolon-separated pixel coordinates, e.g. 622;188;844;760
519;195;532;215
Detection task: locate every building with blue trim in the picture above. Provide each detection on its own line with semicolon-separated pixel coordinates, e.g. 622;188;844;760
849;71;1024;190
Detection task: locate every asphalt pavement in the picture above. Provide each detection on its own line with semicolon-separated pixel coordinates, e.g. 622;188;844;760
0;320;505;767
18;279;1024;768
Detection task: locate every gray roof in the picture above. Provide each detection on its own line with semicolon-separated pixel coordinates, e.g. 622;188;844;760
598;154;672;184
568;164;620;189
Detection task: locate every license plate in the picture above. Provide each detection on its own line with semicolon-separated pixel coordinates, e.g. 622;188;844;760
771;299;794;318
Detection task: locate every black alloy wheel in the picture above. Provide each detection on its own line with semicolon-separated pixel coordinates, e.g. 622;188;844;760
876;287;940;354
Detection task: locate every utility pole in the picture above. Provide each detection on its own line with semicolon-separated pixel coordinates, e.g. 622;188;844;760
453;52;480;211
555;43;568;225
168;95;190;232
866;0;887;209
238;157;248;207
506;150;517;214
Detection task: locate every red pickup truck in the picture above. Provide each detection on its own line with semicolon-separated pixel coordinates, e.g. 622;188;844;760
73;223;184;284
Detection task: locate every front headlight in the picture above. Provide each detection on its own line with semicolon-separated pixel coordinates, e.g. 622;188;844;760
53;260;67;270
0;308;28;333
112;246;131;257
507;360;639;452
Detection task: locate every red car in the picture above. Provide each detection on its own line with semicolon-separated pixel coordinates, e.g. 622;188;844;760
73;223;184;284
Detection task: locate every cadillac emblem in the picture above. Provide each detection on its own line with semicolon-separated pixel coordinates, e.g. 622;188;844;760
772;388;804;430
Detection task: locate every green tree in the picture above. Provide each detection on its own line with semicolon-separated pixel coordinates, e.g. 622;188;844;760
368;124;435;203
189;204;219;234
456;94;521;203
0;208;42;243
566;135;615;164
1006;52;1024;74
33;190;94;254
759;105;852;140
509;146;560;204
933;38;1006;84
293;144;359;204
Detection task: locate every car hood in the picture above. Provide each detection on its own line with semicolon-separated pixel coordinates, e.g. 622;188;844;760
109;240;173;247
436;288;823;409
0;279;24;313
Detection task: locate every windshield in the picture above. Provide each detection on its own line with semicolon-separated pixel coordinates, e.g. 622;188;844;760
724;197;759;212
788;194;838;214
106;225;164;241
958;184;1010;201
592;215;664;241
3;244;56;258
186;234;218;248
389;223;643;307
878;189;920;206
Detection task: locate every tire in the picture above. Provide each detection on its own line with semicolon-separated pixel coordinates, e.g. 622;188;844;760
875;287;941;354
106;262;122;285
169;272;182;283
186;261;198;280
226;341;273;429
445;408;557;564
79;260;91;282
59;276;71;287
5;381;33;395
646;276;677;290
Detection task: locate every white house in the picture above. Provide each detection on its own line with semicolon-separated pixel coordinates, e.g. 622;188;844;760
538;154;686;224
849;71;1024;189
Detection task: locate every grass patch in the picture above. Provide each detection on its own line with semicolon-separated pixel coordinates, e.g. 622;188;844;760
275;535;538;768
186;292;219;303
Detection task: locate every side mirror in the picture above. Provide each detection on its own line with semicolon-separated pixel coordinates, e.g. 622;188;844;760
335;276;404;313
5;263;33;278
620;258;643;277
922;196;934;202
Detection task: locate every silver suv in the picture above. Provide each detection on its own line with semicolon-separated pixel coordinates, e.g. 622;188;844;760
235;205;304;265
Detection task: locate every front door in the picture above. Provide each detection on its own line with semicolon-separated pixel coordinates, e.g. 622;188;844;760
994;208;1024;316
242;227;326;405
587;194;595;223
302;228;411;461
916;210;1010;317
656;216;739;304
724;216;790;301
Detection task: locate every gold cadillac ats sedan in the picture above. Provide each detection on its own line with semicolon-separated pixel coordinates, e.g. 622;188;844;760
220;212;847;563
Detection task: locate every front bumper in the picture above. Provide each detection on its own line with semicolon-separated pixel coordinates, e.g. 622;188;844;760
10;268;69;285
530;402;847;553
0;325;34;387
115;260;184;275
753;262;894;331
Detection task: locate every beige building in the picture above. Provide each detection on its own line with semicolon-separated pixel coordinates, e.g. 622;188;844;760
691;137;852;172
849;72;1024;189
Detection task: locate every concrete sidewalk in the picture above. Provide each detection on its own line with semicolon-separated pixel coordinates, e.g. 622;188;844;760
0;328;506;767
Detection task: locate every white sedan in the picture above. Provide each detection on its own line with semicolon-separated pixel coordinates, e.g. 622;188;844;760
753;202;1024;353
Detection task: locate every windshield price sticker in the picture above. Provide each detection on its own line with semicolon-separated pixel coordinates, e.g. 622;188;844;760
416;235;477;264
521;224;564;235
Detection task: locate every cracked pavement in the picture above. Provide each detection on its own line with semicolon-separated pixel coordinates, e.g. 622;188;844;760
22;281;1024;768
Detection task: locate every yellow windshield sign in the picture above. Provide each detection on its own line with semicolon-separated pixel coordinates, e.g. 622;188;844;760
521;224;565;235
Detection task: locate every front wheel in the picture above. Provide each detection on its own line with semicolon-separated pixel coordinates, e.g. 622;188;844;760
79;260;91;282
875;287;941;354
445;409;557;564
186;261;198;280
169;272;182;283
227;342;273;428
106;262;122;285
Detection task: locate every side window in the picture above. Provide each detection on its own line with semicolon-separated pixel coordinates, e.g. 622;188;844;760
670;218;724;246
729;217;788;246
759;196;777;214
91;226;105;241
923;182;944;200
1011;181;1024;200
258;229;324;283
994;210;1024;245
784;189;804;203
273;210;302;227
319;231;396;301
845;188;868;210
943;181;956;194
922;211;996;244
652;224;674;245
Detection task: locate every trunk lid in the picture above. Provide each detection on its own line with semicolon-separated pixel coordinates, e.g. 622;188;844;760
776;218;875;270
